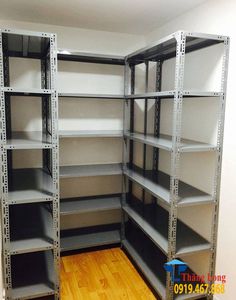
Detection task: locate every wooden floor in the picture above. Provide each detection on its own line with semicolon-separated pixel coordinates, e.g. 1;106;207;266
61;247;157;300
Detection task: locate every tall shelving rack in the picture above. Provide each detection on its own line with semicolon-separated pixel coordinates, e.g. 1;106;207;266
0;28;229;300
0;29;60;299
57;50;125;252
122;31;229;300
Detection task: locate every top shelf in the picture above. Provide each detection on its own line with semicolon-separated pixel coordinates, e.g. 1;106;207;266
57;49;125;65
1;28;53;59
126;30;228;64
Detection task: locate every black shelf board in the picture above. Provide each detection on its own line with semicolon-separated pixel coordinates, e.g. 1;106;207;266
124;197;210;256
124;165;213;206
57;49;125;65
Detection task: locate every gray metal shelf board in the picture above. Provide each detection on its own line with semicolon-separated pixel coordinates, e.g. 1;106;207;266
5;131;53;149
125;132;216;152
61;230;120;252
123;203;210;256
61;195;121;215
2;87;52;96
10;238;54;255
2;29;52;59
12;283;55;299
58;92;124;99
125;90;221;99
8;168;55;204
59;130;123;138
123;240;166;299
126;30;225;63
124;167;213;206
57;49;125;65
123;240;207;300
60;163;123;179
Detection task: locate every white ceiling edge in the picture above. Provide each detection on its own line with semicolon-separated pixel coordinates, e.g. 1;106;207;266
0;0;209;35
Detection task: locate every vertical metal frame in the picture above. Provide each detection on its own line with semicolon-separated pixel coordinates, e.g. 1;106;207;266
0;30;12;299
121;60;130;242
153;60;162;172
49;33;60;299
166;31;186;300
207;37;230;300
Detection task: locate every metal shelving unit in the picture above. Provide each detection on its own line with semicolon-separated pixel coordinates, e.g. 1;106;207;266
1;28;229;300
0;28;60;299
58;50;124;252
122;31;229;300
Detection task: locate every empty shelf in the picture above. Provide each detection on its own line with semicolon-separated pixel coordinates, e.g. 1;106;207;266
2;87;52;96
10;203;54;255
124;167;213;206
2;29;51;59
123;201;210;256
10;238;54;255
61;229;120;252
11;251;55;299
125;90;221;99
59;130;123;138
57;49;125;65
60;163;122;178
123;240;166;299
5;131;53;149
126;30;225;63
61;194;121;215
8;168;55;204
58;92;124;99
125;132;216;152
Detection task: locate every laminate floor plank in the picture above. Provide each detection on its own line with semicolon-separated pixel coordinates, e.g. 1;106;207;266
61;247;157;299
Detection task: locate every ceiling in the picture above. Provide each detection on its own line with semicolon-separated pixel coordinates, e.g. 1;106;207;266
0;0;208;35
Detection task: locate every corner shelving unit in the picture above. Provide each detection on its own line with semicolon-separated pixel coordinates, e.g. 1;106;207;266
0;28;60;299
57;50;125;252
122;31;229;300
0;28;229;300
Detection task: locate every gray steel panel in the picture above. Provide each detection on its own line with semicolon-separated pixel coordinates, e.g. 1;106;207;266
123;204;210;256
122;240;166;299
10;238;54;255
5;131;53;149
125;132;216;152
57;49;125;65
59;92;124;99
126;30;224;63
12;284;55;299
61;230;120;252
125;91;221;99
8;168;55;204
2;87;52;95
124;168;213;206
59;130;123;138
60;163;123;178
60;195;121;215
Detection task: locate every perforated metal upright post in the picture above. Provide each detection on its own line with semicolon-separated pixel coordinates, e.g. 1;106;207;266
49;32;60;300
207;36;230;300
166;31;186;300
121;60;130;242
0;29;12;299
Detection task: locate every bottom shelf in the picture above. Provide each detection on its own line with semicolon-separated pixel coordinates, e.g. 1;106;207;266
11;251;55;299
123;219;208;300
61;224;121;252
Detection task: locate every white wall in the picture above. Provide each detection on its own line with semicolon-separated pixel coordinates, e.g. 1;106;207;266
146;0;236;299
